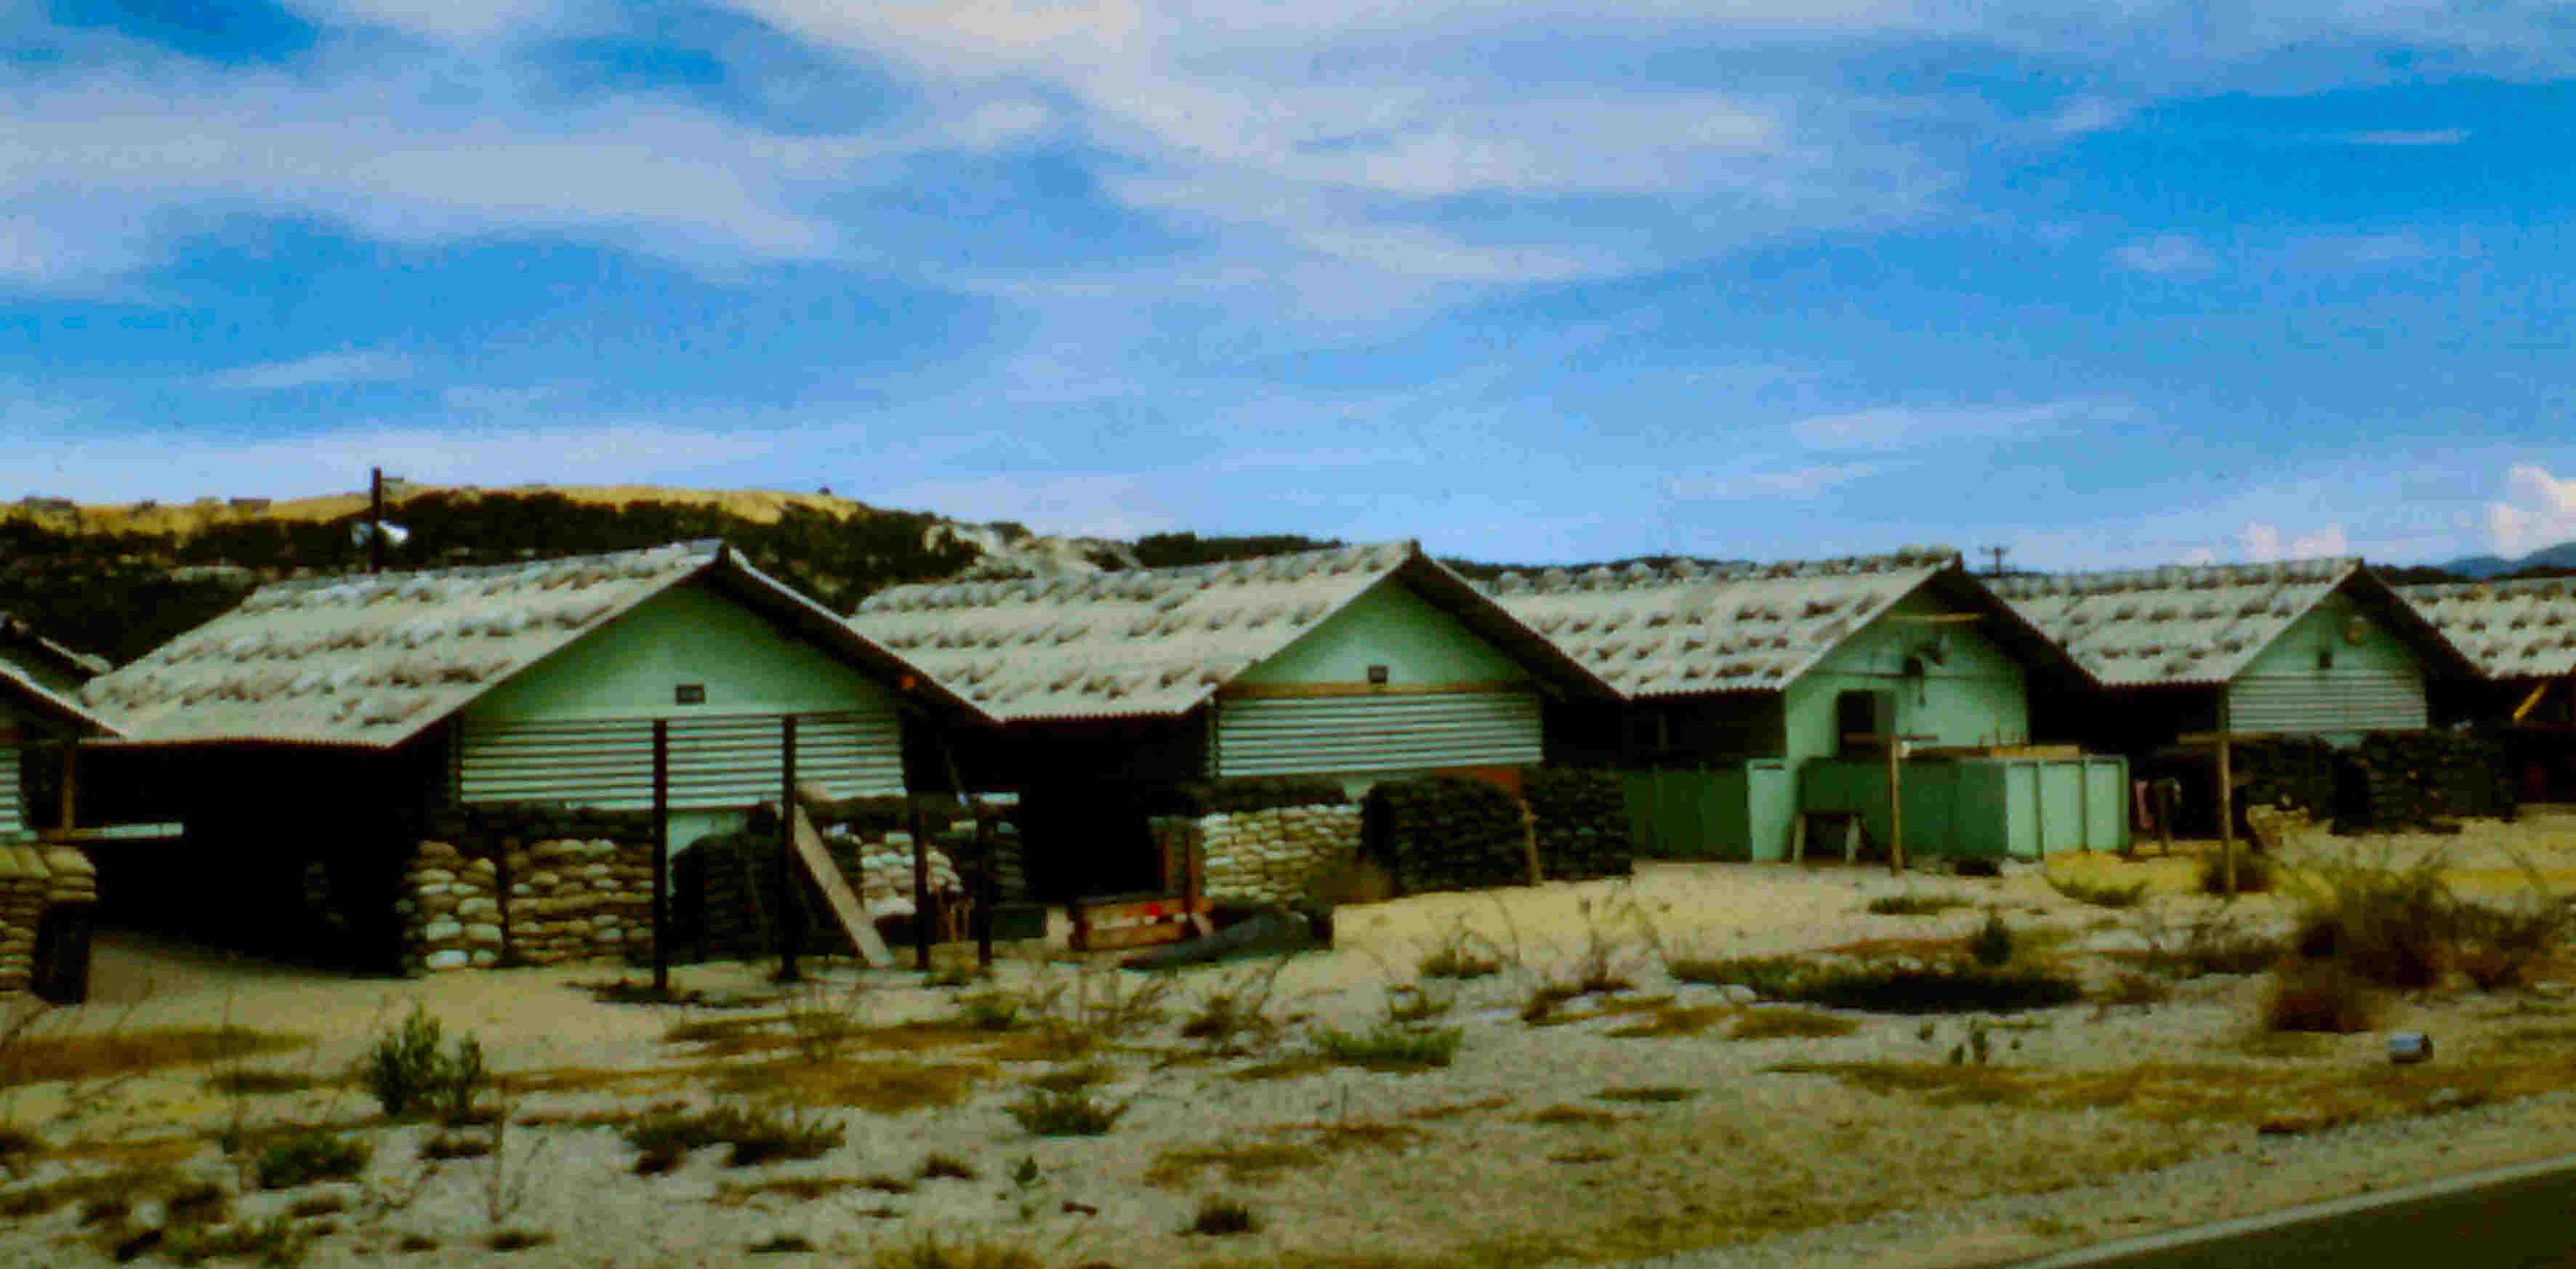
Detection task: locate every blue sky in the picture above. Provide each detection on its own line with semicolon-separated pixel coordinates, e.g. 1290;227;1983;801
7;1;2576;569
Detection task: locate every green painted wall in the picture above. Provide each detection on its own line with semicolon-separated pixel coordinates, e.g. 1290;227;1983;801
1238;579;1531;687
2228;591;2428;741
2239;592;2420;678
1798;755;2129;858
466;583;897;724
461;581;901;853
1782;587;2030;768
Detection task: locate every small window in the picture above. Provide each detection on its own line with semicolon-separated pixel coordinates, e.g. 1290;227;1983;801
675;684;707;705
1367;664;1390;685
1836;690;1891;757
2315;649;2335;672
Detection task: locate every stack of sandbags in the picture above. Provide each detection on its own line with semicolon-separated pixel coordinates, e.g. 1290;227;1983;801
821;826;962;919
395;841;502;973
673;831;776;962
2231;738;2340;821
1520;768;1633;881
502;838;656;967
0;846;91;995
1154;805;1363;906
2335;732;2516;831
1361;776;1529;896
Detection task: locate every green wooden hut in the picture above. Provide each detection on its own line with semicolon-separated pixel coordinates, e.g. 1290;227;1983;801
1482;550;2108;861
1993;559;2474;752
71;540;985;962
848;541;1617;896
2396;576;2576;799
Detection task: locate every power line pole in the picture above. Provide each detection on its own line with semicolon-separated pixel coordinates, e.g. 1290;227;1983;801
368;467;385;575
1982;546;2008;576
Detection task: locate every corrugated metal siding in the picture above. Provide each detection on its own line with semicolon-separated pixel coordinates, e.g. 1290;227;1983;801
1211;693;1541;777
2228;673;2426;735
0;746;20;840
455;711;902;810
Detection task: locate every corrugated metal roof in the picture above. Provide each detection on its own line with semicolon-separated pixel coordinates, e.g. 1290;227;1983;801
1477;549;1968;696
0;660;117;736
848;541;1612;721
79;541;981;748
2396;576;2576;680
1989;558;2362;688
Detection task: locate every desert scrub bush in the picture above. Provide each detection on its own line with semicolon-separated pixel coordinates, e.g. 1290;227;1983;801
1382;981;1454;1026
2263;961;2380;1034
1175;955;1299;1054
2047;874;2149;910
1968;911;2015;967
1867;894;1972;916
1311;1023;1464;1071
623;1103;845;1171
1185;1195;1260;1236
358;1006;486;1121
2449;896;2573;989
1005;1086;1129;1137
1417;919;1506;980
1519;981;1582;1023
256;1129;372;1190
2199;852;2274;895
953;991;1023;1032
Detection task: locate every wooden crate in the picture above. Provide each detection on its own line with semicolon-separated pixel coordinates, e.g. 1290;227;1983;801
1068;893;1212;952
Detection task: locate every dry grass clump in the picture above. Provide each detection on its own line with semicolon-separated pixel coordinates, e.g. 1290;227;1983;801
1144;1140;1323;1189
623;1103;845;1171
701;1056;991;1115
1417;919;1509;980
1866;894;1973;916
0;1164;193;1221
0;1026;307;1089
159;1214;312;1266
1727;1007;1862;1041
1524;1104;1621;1127
2046;874;2150;910
1005;1086;1130;1137
254;1129;372;1191
872;1233;1046;1269
917;1153;978;1182
2199;853;2275;895
1175;956;1301;1054
1311;1023;1465;1071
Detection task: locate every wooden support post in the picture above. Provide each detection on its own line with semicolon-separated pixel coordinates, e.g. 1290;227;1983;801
909;795;931;972
2513;680;2552;725
775;715;801;983
2218;735;2237;898
57;738;77;832
974;805;994;971
651;720;669;995
1886;738;1904;875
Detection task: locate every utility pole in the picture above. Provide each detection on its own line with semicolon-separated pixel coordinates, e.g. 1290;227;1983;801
1982;546;2008;577
367;467;385;575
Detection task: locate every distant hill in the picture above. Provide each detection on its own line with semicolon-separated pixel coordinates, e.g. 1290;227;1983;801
2434;541;2576;580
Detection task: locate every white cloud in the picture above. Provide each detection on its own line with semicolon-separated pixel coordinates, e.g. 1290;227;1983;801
1790;399;2137;451
2241;520;2349;562
212;350;415;392
2113;233;2218;275
2337;128;2471;147
2487;463;2576;557
1664;463;1878;501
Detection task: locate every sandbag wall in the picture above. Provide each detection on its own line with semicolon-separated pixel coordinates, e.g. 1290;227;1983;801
1520;767;1633;881
1144;778;1356;906
2333;731;2516;832
2229;738;2340;823
1362;776;1530;895
400;805;657;974
0;846;94;996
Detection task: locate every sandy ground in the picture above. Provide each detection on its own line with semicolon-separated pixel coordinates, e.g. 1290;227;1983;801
7;812;2576;1269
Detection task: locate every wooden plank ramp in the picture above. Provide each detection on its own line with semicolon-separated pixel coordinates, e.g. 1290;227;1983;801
772;797;895;968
